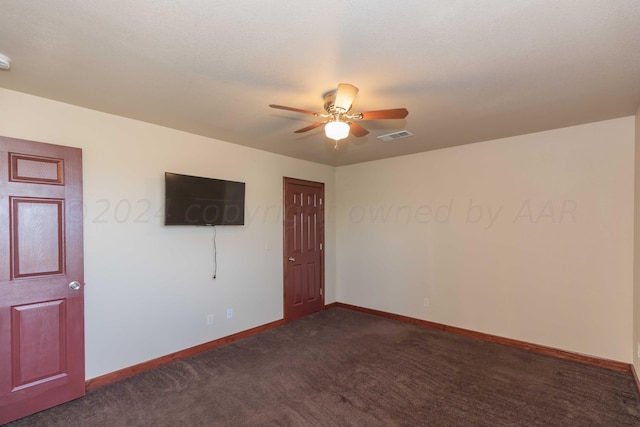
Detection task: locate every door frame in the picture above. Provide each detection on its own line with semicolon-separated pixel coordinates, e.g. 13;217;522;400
282;177;325;322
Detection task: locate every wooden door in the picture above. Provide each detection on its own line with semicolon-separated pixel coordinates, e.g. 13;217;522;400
283;178;324;322
0;136;84;424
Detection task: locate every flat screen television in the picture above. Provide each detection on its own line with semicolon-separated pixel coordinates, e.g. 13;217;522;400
164;172;245;226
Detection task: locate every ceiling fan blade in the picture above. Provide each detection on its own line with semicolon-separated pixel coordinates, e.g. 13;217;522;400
334;83;359;112
349;121;369;137
294;122;323;133
269;104;319;116
358;108;409;120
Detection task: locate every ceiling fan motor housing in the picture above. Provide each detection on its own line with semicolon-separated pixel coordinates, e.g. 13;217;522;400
323;90;339;114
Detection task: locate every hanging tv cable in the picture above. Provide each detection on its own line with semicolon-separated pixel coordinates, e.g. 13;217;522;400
212;226;217;279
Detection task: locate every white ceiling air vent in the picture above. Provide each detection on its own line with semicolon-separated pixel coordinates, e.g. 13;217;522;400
0;53;10;70
377;130;414;142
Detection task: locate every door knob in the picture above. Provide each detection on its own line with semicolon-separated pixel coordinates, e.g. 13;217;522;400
69;281;81;291
288;257;295;262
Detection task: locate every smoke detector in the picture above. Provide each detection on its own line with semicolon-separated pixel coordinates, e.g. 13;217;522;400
0;53;10;70
377;130;413;142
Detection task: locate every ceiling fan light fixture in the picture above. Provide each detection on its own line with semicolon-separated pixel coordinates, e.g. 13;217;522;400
269;83;407;144
324;120;350;141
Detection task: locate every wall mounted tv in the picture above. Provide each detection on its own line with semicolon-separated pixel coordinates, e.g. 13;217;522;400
164;172;245;226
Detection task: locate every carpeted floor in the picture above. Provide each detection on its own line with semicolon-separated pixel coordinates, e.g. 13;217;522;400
6;308;640;426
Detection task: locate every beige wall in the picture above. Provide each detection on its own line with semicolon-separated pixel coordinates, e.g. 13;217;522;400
0;88;336;379
634;105;640;371
336;117;635;362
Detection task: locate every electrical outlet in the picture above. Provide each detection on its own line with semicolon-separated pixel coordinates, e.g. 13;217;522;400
423;298;430;308
206;314;214;325
226;308;233;320
637;343;640;358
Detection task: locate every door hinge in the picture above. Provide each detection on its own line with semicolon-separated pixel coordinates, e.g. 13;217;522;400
320;243;323;250
320;288;323;296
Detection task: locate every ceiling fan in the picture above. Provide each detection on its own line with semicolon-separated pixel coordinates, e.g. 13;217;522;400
269;83;409;148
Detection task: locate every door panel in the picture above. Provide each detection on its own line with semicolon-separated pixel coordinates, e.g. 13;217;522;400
11;300;67;390
12;198;65;277
293;264;303;305
0;136;84;425
283;178;324;322
9;153;64;184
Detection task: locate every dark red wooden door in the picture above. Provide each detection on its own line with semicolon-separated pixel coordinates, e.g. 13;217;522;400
283;178;324;322
0;136;84;424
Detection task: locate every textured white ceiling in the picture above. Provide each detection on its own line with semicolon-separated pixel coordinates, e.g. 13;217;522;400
1;1;639;166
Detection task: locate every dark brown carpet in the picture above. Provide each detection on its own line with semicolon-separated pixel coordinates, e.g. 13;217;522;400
6;308;640;426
